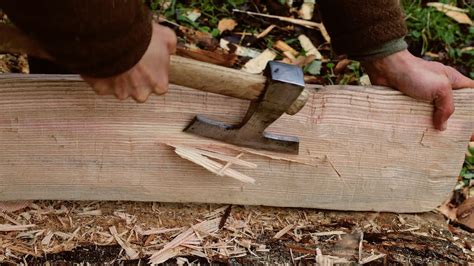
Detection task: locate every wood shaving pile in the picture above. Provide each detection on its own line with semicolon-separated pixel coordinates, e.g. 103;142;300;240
0;201;473;264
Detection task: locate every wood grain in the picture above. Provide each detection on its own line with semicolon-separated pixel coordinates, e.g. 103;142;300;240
0;74;472;212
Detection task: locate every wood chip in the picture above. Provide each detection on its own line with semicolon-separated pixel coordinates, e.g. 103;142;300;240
315;248;350;265
298;34;322;60
299;1;315;20
274;40;299;56
149;218;220;264
273;224;294;239
0;224;36;232
173;145;256;184
77;210;102;216
242;49;277;74
135;227;183;236
114;211;136;225
220;39;261;58
360;253;386;264
41;231;55;246
109;226;139;260
0;201;31;213
359;74;371;86
398;226;420;232
312;230;346;237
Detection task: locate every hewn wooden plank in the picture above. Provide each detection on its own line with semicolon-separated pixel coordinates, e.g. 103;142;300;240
0;74;472;212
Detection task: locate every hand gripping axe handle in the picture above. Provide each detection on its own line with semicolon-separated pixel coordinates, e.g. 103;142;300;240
0;24;309;154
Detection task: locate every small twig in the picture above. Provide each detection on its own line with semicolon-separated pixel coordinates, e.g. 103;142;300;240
232;9;331;42
289;248;295;265
232;9;322;28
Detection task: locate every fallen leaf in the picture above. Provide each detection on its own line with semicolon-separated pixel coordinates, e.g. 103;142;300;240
427;2;473;25
218;18;238;33
334;59;352;74
437;199;458;221
456;197;474;231
305;60;322;75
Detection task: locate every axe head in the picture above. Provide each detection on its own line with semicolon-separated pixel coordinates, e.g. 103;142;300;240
184;61;306;154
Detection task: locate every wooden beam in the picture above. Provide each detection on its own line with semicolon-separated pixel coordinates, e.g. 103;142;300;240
0;74;472;212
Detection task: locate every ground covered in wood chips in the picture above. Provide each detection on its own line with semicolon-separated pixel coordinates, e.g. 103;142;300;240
0;201;473;264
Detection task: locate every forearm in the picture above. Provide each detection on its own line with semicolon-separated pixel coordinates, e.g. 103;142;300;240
0;0;152;77
318;0;408;60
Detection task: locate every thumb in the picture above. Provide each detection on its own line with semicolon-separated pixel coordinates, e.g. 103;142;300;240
446;66;474;89
433;88;455;131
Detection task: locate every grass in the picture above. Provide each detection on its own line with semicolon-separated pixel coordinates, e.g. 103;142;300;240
150;0;246;36
402;0;474;78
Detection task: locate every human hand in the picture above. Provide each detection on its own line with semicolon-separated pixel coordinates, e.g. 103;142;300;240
82;23;177;102
362;49;474;131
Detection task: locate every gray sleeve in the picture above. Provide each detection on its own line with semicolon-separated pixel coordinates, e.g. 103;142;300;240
350;38;408;61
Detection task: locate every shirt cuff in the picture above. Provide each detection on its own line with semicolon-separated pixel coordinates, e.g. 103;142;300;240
349;38;408;61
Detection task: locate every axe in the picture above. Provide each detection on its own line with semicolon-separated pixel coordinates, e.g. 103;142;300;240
0;24;309;154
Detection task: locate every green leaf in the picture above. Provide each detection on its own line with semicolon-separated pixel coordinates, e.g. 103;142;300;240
211;28;220;37
305;60;322;75
463;172;474;179
199;26;211;33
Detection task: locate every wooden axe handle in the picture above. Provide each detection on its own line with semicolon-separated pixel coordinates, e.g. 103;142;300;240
170;56;266;101
0;24;267;101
